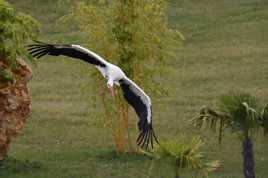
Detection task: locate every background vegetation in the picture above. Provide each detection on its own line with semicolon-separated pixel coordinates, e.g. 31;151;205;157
0;0;38;82
2;0;268;178
61;0;182;152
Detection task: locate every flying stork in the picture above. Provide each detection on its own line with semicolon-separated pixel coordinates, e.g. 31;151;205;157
27;41;159;149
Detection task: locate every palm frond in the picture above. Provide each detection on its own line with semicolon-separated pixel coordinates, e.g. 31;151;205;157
150;137;212;177
241;102;260;134
192;91;262;142
218;91;259;138
260;104;268;135
206;160;221;172
191;105;228;144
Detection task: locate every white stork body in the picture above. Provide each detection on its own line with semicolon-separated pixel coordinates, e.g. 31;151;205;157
27;41;158;149
72;45;124;84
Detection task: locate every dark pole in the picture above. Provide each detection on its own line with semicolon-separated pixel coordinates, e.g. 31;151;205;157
242;137;255;178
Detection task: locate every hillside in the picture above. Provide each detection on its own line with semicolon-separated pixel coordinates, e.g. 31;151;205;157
3;0;268;178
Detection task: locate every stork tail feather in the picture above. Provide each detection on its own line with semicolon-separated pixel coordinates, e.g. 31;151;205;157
136;124;159;150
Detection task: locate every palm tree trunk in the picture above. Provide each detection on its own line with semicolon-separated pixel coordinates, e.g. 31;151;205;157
175;173;180;178
242;137;255;178
174;161;180;178
175;168;180;178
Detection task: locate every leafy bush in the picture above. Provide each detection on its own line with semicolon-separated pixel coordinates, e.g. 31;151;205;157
0;0;38;160
0;0;39;82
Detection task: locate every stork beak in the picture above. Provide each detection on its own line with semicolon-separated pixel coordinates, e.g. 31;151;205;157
108;86;115;98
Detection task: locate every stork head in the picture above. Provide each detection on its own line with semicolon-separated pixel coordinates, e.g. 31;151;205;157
107;80;114;97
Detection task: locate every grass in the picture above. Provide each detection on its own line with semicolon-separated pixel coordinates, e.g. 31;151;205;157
4;0;268;177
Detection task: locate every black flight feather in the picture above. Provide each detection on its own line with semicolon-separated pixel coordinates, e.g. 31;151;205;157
27;41;106;67
119;79;159;150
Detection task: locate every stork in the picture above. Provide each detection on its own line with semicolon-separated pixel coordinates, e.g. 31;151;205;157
27;41;159;149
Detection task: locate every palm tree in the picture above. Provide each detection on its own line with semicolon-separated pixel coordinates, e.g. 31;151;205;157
192;91;268;178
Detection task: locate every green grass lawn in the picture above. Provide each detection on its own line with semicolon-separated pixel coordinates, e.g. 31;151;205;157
2;0;268;177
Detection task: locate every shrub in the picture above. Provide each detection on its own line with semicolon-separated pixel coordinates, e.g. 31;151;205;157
0;0;39;160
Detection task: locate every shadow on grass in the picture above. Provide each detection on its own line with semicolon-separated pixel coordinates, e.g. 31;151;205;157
0;157;41;175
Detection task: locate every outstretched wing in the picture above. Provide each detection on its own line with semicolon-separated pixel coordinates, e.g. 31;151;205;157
27;41;107;67
119;77;159;149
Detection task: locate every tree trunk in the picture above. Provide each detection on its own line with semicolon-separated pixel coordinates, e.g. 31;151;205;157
112;0;135;153
174;160;181;178
0;58;32;160
175;168;180;178
175;171;180;178
242;137;255;178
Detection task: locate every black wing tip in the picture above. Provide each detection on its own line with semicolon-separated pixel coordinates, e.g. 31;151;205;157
136;124;159;150
26;40;52;59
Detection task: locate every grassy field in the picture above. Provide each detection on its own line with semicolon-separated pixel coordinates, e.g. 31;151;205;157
2;0;268;177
